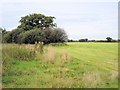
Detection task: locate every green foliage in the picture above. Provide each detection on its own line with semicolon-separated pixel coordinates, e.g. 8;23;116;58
2;31;13;43
18;28;42;44
2;28;24;43
18;13;56;30
1;28;7;35
2;13;68;44
11;29;24;43
106;37;112;42
41;28;68;44
1;28;12;43
2;28;68;44
49;43;67;46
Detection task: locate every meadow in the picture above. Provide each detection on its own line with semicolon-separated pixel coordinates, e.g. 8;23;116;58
2;42;118;88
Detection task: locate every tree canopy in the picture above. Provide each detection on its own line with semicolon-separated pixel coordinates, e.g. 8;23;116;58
40;28;68;44
2;13;68;44
18;13;56;30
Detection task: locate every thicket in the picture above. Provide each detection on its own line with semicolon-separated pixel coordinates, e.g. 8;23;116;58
1;13;68;44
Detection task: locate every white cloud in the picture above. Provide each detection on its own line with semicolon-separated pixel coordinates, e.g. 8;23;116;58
0;2;118;39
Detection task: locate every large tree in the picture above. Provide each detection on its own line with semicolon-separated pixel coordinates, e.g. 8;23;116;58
18;13;56;31
2;13;68;44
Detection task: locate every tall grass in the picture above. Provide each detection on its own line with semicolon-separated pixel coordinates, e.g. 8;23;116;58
34;42;43;54
2;44;36;79
43;46;56;63
39;45;71;65
81;72;101;87
2;44;35;61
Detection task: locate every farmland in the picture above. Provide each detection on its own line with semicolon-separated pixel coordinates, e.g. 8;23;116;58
2;42;118;88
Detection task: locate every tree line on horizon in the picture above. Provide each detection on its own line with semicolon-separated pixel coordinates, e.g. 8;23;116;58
68;37;118;42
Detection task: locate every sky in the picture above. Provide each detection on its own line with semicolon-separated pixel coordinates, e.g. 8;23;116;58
0;0;118;40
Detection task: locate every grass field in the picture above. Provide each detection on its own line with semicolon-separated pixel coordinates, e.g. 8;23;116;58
2;42;118;88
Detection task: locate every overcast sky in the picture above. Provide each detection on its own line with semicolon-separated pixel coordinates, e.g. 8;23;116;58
0;0;118;40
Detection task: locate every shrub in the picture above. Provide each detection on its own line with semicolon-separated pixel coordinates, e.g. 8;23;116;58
43;46;56;63
41;28;68;44
49;43;67;46
2;32;13;43
18;28;42;44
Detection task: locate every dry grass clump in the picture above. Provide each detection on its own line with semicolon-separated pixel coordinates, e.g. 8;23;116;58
23;44;35;52
109;71;118;80
43;46;56;63
59;50;71;66
34;42;43;54
82;72;101;87
41;46;71;64
2;44;35;61
61;50;71;61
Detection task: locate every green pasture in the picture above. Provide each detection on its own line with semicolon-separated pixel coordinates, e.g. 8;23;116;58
2;42;118;88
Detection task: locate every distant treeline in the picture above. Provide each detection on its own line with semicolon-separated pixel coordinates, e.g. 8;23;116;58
68;38;119;42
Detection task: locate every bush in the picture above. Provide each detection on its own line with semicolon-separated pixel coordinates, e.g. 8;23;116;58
49;43;67;46
41;28;68;44
2;27;68;44
18;28;42;44
2;32;13;43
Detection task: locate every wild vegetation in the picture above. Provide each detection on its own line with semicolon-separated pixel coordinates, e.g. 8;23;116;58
1;13;118;88
2;42;118;88
1;13;68;44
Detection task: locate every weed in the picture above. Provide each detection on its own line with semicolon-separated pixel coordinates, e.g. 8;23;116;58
43;46;56;63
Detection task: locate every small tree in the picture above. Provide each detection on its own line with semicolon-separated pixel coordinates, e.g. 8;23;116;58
106;37;112;42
